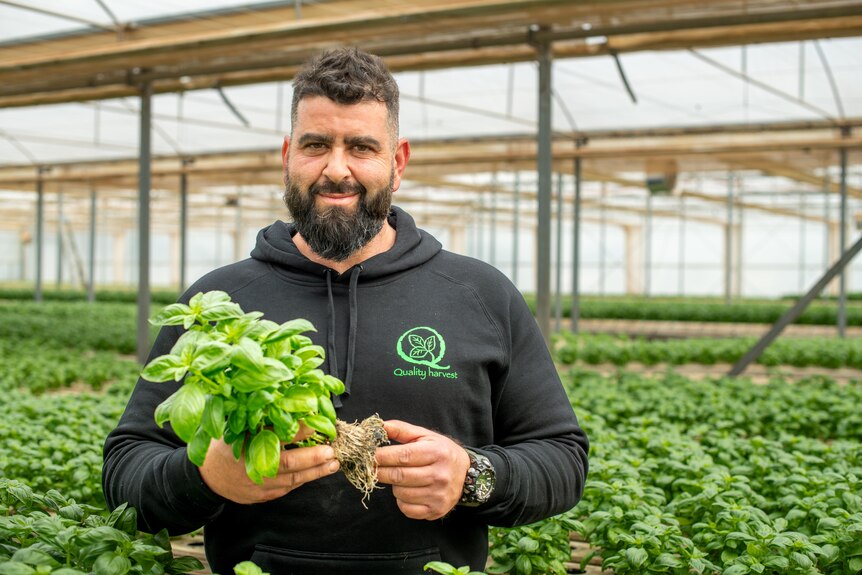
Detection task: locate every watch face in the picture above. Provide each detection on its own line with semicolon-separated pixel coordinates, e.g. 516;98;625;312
475;473;494;500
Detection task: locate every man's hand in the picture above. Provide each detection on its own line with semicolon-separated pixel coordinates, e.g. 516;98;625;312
375;420;471;521
199;434;339;505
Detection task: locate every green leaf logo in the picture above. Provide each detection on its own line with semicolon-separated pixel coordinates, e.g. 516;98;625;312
397;327;449;369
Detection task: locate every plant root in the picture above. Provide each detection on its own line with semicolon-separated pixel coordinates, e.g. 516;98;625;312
332;414;389;506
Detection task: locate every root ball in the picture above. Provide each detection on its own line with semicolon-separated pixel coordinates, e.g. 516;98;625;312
332;414;389;505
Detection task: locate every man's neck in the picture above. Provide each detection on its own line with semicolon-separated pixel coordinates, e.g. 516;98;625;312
293;220;396;274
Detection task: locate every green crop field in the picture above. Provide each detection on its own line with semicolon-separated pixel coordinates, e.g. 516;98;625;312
1;300;860;575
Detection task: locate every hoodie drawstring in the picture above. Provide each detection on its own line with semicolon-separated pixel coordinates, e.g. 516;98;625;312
344;265;362;400
324;265;362;408
324;270;341;407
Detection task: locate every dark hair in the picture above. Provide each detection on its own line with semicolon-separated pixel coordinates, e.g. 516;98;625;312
291;47;399;139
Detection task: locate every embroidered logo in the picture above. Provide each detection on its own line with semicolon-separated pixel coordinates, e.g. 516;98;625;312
394;326;458;380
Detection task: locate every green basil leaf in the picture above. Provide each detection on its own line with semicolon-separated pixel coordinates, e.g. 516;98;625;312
141;356;187;383
248;429;280;479
279;387;318;413
199;292;244;322
187;426;212;467
247;390;276;413
167;556;205;574
231;337;266;373
295;345;326;361
233;561;266;575
191;341;233;373
168;330;209;357
318;395;336;422
93;551;131;575
303;414;337;440
280;353;303;370
296;357;325;375
247;408;264;431
297;369;325;386
149;303;192;327
322;375;346;395
229;406;247;435
625;547;648;568
170;383;206;443
263;318;316;343
289;334;313;349
201;395;225;439
0;563;36;575
261;357;294;383
154;395;174;428
230;370;273;393
10;548;60;568
270;409;299;443
231;435;246;461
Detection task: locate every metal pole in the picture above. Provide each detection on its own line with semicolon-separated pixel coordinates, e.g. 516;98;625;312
798;191;806;294
678;194;686;295
512;171;520;287
536;39;553;342
137;82;153;364
838;144;848;337
725;172;734;305
490;173;497;269
56;191;63;288
599;182;606;295
571;155;582;333
179;162;189;292
736;189;744;298
644;191;652;296
554;172;563;332
87;188;97;303
729;231;862;377
34;169;45;302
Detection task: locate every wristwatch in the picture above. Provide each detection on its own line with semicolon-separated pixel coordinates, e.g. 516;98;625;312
459;448;496;507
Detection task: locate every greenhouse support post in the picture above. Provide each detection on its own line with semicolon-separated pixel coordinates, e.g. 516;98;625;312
729;231;862;377
571;153;582;333
179;160;189;292
34;168;45;302
56;191;63;288
87;188;96;303
535;36;553;343
137;82;152;364
838;141;848;337
512;171;520;287
554;171;563;332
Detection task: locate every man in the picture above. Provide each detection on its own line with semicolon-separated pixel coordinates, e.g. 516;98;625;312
103;47;588;575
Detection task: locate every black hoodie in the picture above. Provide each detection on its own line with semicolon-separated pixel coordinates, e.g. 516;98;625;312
103;206;588;575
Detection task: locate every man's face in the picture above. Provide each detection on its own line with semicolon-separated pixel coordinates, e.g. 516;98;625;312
282;96;409;262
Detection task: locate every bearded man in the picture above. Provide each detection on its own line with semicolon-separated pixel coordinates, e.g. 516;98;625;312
103;47;588;575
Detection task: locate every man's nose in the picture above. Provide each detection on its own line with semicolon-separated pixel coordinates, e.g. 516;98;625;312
322;148;350;184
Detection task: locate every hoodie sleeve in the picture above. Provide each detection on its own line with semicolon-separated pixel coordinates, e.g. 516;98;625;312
102;323;226;535
465;288;589;527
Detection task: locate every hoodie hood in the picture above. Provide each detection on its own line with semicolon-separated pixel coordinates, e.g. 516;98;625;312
249;205;441;282
248;205;442;405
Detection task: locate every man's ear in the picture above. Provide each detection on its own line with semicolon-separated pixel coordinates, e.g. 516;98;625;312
391;138;411;192
281;136;290;186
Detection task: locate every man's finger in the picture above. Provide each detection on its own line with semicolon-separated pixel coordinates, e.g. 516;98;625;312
280;445;336;474
375;443;437;468
376;464;433;487
382;419;430;444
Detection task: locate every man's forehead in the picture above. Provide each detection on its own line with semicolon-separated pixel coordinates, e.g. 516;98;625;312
292;96;391;138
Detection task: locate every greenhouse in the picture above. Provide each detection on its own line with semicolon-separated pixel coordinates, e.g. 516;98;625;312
1;1;861;574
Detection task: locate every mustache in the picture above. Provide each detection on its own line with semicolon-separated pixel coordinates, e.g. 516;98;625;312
310;179;366;197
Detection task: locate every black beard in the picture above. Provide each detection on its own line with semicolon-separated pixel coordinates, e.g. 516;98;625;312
283;175;393;262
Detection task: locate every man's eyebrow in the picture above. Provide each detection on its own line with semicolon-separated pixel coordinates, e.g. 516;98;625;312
297;133;333;146
345;135;382;149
